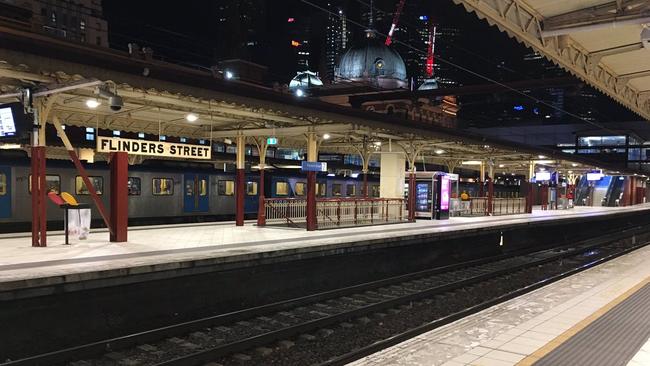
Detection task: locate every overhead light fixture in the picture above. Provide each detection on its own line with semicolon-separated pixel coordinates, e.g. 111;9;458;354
85;99;100;109
224;138;233;145
435;149;444;154
185;113;198;122
568;170;573;174
373;141;382;146
295;89;305;97
461;160;482;165
498;164;505;168
322;133;330;140
538;155;546;159
225;70;234;80
571;163;578;167
0;143;21;150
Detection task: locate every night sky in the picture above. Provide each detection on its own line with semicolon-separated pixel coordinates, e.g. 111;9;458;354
102;0;641;125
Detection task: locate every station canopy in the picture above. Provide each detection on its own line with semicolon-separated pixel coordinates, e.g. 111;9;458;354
453;0;650;121
0;26;635;176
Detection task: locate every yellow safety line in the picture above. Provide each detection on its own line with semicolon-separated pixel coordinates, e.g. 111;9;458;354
516;276;650;366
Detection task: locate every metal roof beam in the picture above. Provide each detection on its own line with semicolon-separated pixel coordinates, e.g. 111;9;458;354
542;0;650;37
207;124;356;138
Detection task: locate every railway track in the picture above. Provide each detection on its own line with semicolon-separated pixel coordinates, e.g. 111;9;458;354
4;226;649;366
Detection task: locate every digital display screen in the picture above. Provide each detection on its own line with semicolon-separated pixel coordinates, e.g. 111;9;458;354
535;172;551;181
0;107;17;137
440;175;450;211
587;173;604;181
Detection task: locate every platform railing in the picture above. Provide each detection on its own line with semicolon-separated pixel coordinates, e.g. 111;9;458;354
469;197;527;216
316;198;406;229
262;197;406;229
264;198;307;227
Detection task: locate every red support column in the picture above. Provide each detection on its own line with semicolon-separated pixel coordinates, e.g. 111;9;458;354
362;172;368;198
306;171;317;231
478;180;484;197
487;177;494;215
235;168;245;226
257;168;266;226
110;152;128;242
408;171;416;222
31;146;47;247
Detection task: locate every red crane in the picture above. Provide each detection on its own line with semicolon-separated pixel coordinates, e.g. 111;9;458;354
385;0;406;46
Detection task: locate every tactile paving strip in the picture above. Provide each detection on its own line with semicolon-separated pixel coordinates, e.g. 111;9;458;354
534;283;650;366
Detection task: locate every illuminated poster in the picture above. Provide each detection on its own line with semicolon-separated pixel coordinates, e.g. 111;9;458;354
440;175;450;211
0;107;17;137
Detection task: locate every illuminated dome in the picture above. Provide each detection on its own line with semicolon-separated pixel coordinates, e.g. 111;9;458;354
336;31;407;89
289;71;323;89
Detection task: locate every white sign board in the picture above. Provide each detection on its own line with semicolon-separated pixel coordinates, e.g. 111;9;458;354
97;137;211;159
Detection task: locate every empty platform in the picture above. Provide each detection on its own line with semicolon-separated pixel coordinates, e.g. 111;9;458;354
350;226;650;366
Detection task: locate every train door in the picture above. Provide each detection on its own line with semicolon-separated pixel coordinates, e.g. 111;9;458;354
244;178;258;213
0;167;10;218
183;174;209;213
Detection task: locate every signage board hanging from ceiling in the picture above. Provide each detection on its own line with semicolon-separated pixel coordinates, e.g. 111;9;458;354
301;161;327;172
97;136;211;159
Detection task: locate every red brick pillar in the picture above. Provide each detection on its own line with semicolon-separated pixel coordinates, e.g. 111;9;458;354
257;168;266;226
306;171;317;231
110;152;128;242
408;171;416;222
487;177;494;215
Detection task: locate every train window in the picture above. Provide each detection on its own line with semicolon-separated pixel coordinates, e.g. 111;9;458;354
76;176;103;195
332;184;342;196
316;183;326;197
246;181;258;196
152;178;174;196
29;175;61;194
128;177;141;196
0;173;5;196
371;185;380;198
346;184;356;197
276;181;289;196
199;179;208;196
295;182;306;196
218;180;234;196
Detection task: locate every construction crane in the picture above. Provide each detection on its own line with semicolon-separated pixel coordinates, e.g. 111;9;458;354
385;0;406;46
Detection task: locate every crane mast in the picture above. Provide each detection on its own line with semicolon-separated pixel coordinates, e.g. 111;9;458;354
385;0;406;46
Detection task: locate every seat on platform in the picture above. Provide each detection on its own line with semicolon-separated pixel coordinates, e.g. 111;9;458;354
47;192;66;206
60;192;79;206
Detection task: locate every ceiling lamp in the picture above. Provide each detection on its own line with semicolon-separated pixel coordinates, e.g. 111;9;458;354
85;99;101;109
186;113;198;122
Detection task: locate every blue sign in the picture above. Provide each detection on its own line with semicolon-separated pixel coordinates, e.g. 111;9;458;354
513;105;524;111
301;161;327;172
267;137;277;145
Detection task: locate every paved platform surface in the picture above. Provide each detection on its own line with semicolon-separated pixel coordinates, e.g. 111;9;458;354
349;229;650;366
0;204;648;290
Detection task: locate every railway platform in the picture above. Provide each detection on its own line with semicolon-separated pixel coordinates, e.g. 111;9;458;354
0;204;649;293
350;222;650;366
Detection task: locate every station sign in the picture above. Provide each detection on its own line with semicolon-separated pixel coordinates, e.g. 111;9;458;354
301;161;327;172
267;137;278;145
97;136;211;160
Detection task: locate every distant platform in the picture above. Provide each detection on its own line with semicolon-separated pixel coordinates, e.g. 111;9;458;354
351;226;650;366
0;204;649;294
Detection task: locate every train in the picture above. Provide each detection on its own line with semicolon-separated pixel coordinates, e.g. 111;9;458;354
0;153;528;232
0;156;382;232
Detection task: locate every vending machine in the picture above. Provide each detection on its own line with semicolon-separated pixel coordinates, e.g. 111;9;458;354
407;172;451;219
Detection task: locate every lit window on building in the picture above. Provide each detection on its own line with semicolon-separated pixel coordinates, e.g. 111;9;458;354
113;130;120;136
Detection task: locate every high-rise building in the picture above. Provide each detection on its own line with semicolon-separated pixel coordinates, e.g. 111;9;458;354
322;3;350;83
0;0;108;47
214;0;266;61
287;16;311;71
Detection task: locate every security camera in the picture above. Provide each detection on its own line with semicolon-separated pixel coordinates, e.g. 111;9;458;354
642;27;650;50
108;95;123;111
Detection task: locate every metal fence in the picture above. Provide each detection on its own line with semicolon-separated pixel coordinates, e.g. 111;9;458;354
467;197;527;216
263;197;407;229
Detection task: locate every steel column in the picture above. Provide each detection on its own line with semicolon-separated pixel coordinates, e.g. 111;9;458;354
31;146;46;247
257;168;266;226
408;171;416;222
110;152;128;242
235;134;245;226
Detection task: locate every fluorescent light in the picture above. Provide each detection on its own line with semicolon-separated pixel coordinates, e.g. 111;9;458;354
350;173;359;178
322;133;330;140
461;160;482;165
571;163;578;167
498;164;505;168
85;99;100;109
0;143;21;149
538;155;546;159
327;173;335;176
435;149;444;154
373;141;382;146
534;160;554;164
185;113;198;122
